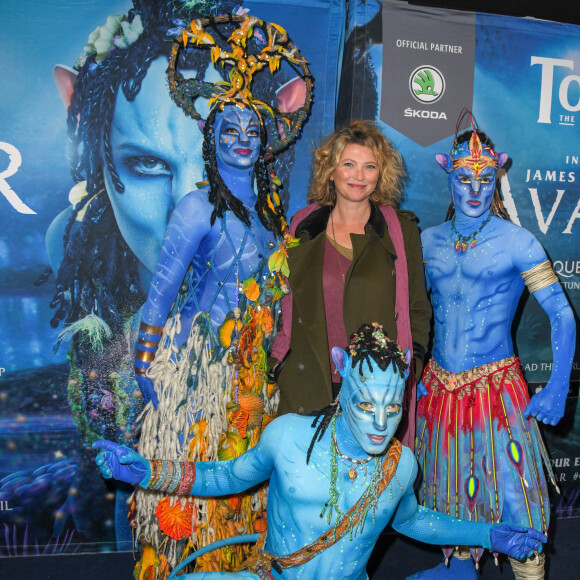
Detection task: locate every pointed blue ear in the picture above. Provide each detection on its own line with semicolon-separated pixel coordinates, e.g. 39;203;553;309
331;346;349;378
404;349;412;379
497;152;508;169
435;153;453;172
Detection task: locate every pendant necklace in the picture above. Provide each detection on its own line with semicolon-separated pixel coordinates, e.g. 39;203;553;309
450;213;492;252
330;210;347;282
332;431;373;483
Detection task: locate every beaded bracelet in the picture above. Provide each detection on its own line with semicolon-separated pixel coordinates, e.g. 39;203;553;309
147;460;197;495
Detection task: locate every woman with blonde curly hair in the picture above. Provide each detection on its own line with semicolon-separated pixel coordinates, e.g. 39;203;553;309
270;119;431;448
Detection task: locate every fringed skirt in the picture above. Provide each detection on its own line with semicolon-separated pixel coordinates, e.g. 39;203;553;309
133;309;279;577
415;357;555;561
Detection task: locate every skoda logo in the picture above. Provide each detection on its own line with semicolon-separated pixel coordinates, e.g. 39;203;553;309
409;65;445;104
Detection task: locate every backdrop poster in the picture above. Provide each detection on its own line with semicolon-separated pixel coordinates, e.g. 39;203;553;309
0;0;345;555
338;0;580;516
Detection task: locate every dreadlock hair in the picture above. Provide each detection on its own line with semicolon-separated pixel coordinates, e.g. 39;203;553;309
348;322;408;378
202;106;285;237
51;1;292;337
50;6;204;337
444;129;510;222
306;399;340;465
46;2;242;444
47;2;295;444
306;323;406;464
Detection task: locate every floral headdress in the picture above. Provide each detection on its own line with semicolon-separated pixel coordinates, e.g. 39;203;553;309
167;13;314;232
448;108;502;179
76;13;144;69
167;13;313;156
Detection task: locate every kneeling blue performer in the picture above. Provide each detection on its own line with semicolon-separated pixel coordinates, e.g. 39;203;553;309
95;323;545;579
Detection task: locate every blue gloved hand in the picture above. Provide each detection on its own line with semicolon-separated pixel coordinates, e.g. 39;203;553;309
416;380;429;402
93;440;151;487
135;373;159;410
489;524;547;561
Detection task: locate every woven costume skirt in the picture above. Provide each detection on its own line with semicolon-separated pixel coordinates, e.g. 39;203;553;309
134;311;277;575
415;356;555;557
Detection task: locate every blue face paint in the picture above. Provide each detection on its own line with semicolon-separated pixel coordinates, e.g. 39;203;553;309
449;166;498;219
104;58;222;273
341;361;405;455
215;107;261;172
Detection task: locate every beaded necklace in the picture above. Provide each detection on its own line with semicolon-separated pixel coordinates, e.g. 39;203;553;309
450;213;492;252
332;431;373;483
320;414;383;535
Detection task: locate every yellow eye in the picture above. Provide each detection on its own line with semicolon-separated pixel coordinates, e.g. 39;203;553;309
358;402;374;412
387;404;401;414
459;176;471;184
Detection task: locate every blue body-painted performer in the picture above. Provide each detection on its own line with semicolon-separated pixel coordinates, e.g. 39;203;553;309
43;1;235;547
94;323;546;579
128;12;312;577
410;115;576;580
36;1;311;564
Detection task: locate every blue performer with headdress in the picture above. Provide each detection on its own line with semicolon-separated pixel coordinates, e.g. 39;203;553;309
129;11;312;578
410;110;576;580
41;2;310;564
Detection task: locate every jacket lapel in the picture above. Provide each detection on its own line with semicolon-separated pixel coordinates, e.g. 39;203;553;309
287;232;332;394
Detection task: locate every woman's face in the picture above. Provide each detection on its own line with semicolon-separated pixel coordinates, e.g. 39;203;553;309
103;57;221;274
215;106;261;172
330;143;379;207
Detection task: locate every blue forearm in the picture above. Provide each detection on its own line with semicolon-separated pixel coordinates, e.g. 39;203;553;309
536;283;576;387
393;506;492;548
141;199;205;327
192;445;273;497
192;462;260;497
142;232;190;326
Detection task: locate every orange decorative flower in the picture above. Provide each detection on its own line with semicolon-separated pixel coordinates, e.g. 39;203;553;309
218;317;242;347
157;555;170;580
265;382;279;399
218;430;249;460
189;418;209;460
229;408;249;438
227;495;243;513
253;516;267;533
261;413;275;430
155;498;193;541
243;277;260;301
259;307;274;335
238;393;264;428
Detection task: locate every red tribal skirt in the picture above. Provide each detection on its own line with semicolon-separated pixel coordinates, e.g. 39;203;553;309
415;357;555;561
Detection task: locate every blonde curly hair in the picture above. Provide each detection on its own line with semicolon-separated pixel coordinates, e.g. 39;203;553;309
307;119;405;207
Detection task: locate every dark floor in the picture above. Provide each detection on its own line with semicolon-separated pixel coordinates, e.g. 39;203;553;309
1;517;578;579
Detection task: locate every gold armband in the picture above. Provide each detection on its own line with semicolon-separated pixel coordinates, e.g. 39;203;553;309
139;322;164;335
136;349;156;364
520;260;558;293
138;337;160;349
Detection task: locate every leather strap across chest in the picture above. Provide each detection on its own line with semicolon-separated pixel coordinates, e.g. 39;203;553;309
236;439;402;575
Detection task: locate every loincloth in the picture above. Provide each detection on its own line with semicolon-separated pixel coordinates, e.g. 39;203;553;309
415;357;555;561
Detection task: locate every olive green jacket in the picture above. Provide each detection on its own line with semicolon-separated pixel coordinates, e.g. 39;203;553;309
273;204;431;415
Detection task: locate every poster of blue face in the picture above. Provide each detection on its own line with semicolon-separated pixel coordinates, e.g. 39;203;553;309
338;0;579;516
0;0;345;556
